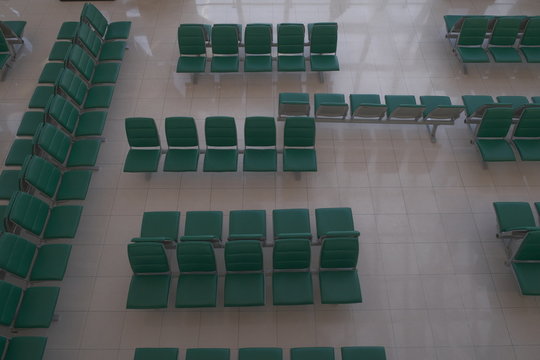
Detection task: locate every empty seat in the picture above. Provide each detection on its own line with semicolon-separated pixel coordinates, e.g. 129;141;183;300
455;18;490;66
419;95;465;122
28;86;54;109
309;23;339;72
512;108;540;161
67;44;121;84
56;68;115;109
283;117;317;172
77;22;126;62
349;94;387;120
384;95;425;121
126;243;171;309
203;116;238;172
244;23;273;72
461;95;509;121
0;336;48;360
315;207;359;241
211;24;240;72
243;116;277;172
228;210;267;241
46;94;107;138
291;348;334;360
510;230;540;295
176;24;207;73
131;211;181;243
124;117;162;172
186;348;230;360
181;211;223;244
16;111;45;137
0;31;12;80
277;23;306;72
56;21;79;40
496;95;535;118
0;20;26;44
163;117;199;172
487;16;525;63
278;92;310;118
273;208;312;240
493;202;539;237
519;17;540;63
239;348;283;360
0;170;20;200
341;347;387;360
4;138;33;166
473;107;515;161
314;93;348;119
81;2;132;41
134;348;179;360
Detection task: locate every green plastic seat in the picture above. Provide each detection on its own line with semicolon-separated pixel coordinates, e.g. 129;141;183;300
1;20;26;43
47;94;107;138
203;116;238;172
384;95;425;120
127;243;171;309
519;17;540;62
48;41;71;61
134;348;179;360
512;108;540;161
444;15;495;38
243;116;277;172
455;18;490;63
349;94;387;120
272;239;313;305
272;208;312;240
419;95;465;121
29;243;72;281
283;117;317;172
341;347;387;360
176;24;207;73
511;231;540;295
211;24;240;72
38;62;64;83
279;92;310;118
28;86;54;109
176;242;218;308
0;336;48;360
163;117;199;172
67;44;121;84
315;207;359;241
319;237;362;304
131;211;180;243
124;117;161;172
462;95;496;117
493;202;539;236
474;108;516;161
4;139;33;166
496;95;531;114
16;111;44;136
181;211;223;244
77;22;126;62
244;24;273;72
291;348;334;360
309;23;339;72
186;348;230;360
57;21;79;40
81;3;132;41
224;240;265;307
239;348;283;360
228;210;267;241
488;17;525;62
56;68;115;110
314;93;348;119
0;170;20;200
277;23;306;71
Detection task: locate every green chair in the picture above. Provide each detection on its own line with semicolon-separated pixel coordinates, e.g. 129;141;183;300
239;348;283;360
278;92;310;118
176;242;218;308
0;170;20;200
510;230;540;295
126;243;171;309
496;95;536;118
81;3;132;41
493;202;539;238
0;336;48;360
309;23;339;72
131;211;180;244
5;191;83;240
0;20;26;44
384;95;425;121
488;16;526;62
319;237;362;304
16;111;45;137
0;280;60;328
519;17;540;63
474;107;516;161
180;211;223;244
124;117;161;172
46;94;107;138
349;94;387;120
314;93;348;119
56;21;79;40
419;95;465;121
244;24;273;72
512;108;540;161
4;139;33;166
176;24;207;73
0;30;12;80
461;95;509;121
315;207;359;242
210;24;240;72
186;348;230;360
228;210;267;241
272;239;313;305
277;23;306;71
56;68;115;110
28;86;55;109
455;18;490;66
203;116;238;172
67;44;121;84
163;117;199;172
341;347;387;360
224;240;265;306
38;61;65;84
533;97;540;104
0;232;71;281
134;348;179;360
243;116;277;172
291;348;334;360
48;41;72;61
77;22;126;62
272;208;312;240
444;15;495;39
283;117;317;172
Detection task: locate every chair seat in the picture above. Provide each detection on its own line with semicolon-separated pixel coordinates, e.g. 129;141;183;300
4;20;27;38
66;139;102;167
513;139;540;161
74;111;107;137
319;269;362;304
512;262;540;295
124;149;161;172
92;62;121;84
14;286;60;328
0;170;20;200
30;244;72;281
493;202;538;233
164;149;199;172
29;86;54;108
127;274;171;309
278;55;306;71
105;21;132;40
84;86;115;109
134;348;179;360
38;62;64;83
211;56;240;72
243;149;277;171
489;47;522;63
521;47;540;63
48;41;71;61
476;139;516;161
283;148;317;171
177;56;207;73
272;271;313;305
245;55;273;72
224;272;265;306
310;55;339;71
17;111;44;136
203;149;238;172
5;139;33;166
44;205;83;239
57;21;79;40
4;336;47;360
176;273;218;308
458;47;490;63
98;41;126;61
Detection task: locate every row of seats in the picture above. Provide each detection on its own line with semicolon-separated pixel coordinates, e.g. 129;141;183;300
462;94;540;121
133;346;387;360
0;20;26;80
177;22;338;74
130;207;359;246
445;15;536;38
124;116;317;173
127;238;361;308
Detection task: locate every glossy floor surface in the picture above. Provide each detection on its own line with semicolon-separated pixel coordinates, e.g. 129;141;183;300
2;0;540;359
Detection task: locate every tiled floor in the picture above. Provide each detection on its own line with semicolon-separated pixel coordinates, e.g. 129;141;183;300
1;0;540;359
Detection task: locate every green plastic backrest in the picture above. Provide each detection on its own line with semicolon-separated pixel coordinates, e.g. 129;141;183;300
514;231;540;261
514;108;540;137
35;123;71;164
56;68;88;106
21;155;61;198
225;240;263;272
521;17;540;46
273;239;311;270
0;280;22;326
229;210;266;238
351;94;381;105
67;44;96;81
462;95;495;115
140;211;180;239
284;117;315;147
211;24;239;55
0;232;36;278
490;17;523;45
0;30;9;52
184;211;223;238
7;191;49;236
165;117;198;147
205;116;237;147
244;24;272;55
310;23;338;54
177;242;216;272
125;117;160;147
244;116;276;147
458;18;489;46
385;95;417;114
278;23;305;54
477;108;514;138
178;25;207;56
77;22;102;57
493;202;537;231
496;96;529;110
46;94;79;133
81;3;109;37
419;95;452;115
320;237;359;269
127;242;170;274
0;336;6;356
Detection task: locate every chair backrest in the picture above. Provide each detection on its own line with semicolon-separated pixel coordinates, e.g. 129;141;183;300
273;239;311;270
462;95;495;116
310;22;338;54
385;95;417;114
284;117;315;147
205;116;237;147
77;22;102;58
127;242;170;274
513;108;540;138
320;237;359;270
165;117;198;147
244;23;272;55
5;191;49;236
490;16;523;46
67;44;96;82
125;117;160;148
225;240;263;272
56;68;89;107
521;16;540;46
244;116;276;147
496;96;530;110
277;23;305;54
211;24;239;55
476;108;514;138
0;29;9;53
0;280;22;326
20;155;61;199
178;25;207;56
81;2;109;37
0;232;36;278
514;231;540;261
177;242;216;273
34;123;71;164
457;18;489;46
419;95;452;115
46;94;79;134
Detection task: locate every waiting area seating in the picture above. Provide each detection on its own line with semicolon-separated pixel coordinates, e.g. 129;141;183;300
0;336;47;360
0;20;26;80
